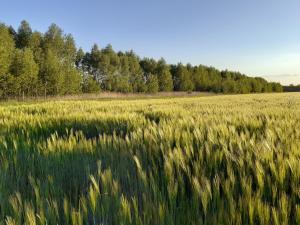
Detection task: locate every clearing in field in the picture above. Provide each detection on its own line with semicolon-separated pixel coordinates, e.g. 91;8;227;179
0;93;299;225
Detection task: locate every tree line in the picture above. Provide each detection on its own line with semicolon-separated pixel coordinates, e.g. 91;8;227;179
0;20;283;99
283;84;300;92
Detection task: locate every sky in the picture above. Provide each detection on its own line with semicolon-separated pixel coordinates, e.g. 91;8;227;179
1;0;300;85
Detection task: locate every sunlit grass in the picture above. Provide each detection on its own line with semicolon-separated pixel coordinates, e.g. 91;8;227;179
0;93;299;224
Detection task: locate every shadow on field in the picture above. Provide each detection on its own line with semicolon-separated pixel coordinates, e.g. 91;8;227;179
0;135;138;207
6;117;139;141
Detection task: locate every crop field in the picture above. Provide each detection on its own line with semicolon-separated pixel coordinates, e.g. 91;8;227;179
0;93;299;225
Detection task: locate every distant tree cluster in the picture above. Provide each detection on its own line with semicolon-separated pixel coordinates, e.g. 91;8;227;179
283;84;300;92
0;21;283;98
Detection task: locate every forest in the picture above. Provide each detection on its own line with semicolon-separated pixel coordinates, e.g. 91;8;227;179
284;85;300;92
0;20;283;99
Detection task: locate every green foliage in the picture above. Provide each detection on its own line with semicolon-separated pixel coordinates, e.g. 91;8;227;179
0;20;283;98
16;20;32;49
43;23;65;57
110;73;132;93
156;59;173;92
0;24;15;83
10;48;39;96
62;66;82;95
222;79;237;93
173;64;194;91
75;48;85;68
39;49;64;95
126;51;145;92
157;67;173;91
82;75;101;93
272;82;283;92
284;84;300;92
140;58;173;92
0;26;15;98
146;74;159;93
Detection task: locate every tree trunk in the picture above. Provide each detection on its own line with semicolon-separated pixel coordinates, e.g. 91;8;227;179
44;82;47;99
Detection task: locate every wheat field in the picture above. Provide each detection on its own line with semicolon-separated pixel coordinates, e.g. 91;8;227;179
0;93;299;225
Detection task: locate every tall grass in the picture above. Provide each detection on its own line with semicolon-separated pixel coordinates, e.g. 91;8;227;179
0;93;299;224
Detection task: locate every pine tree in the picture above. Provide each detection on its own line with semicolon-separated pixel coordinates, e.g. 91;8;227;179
16;20;32;48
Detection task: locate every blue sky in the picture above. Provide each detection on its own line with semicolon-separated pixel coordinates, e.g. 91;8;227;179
1;0;300;84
